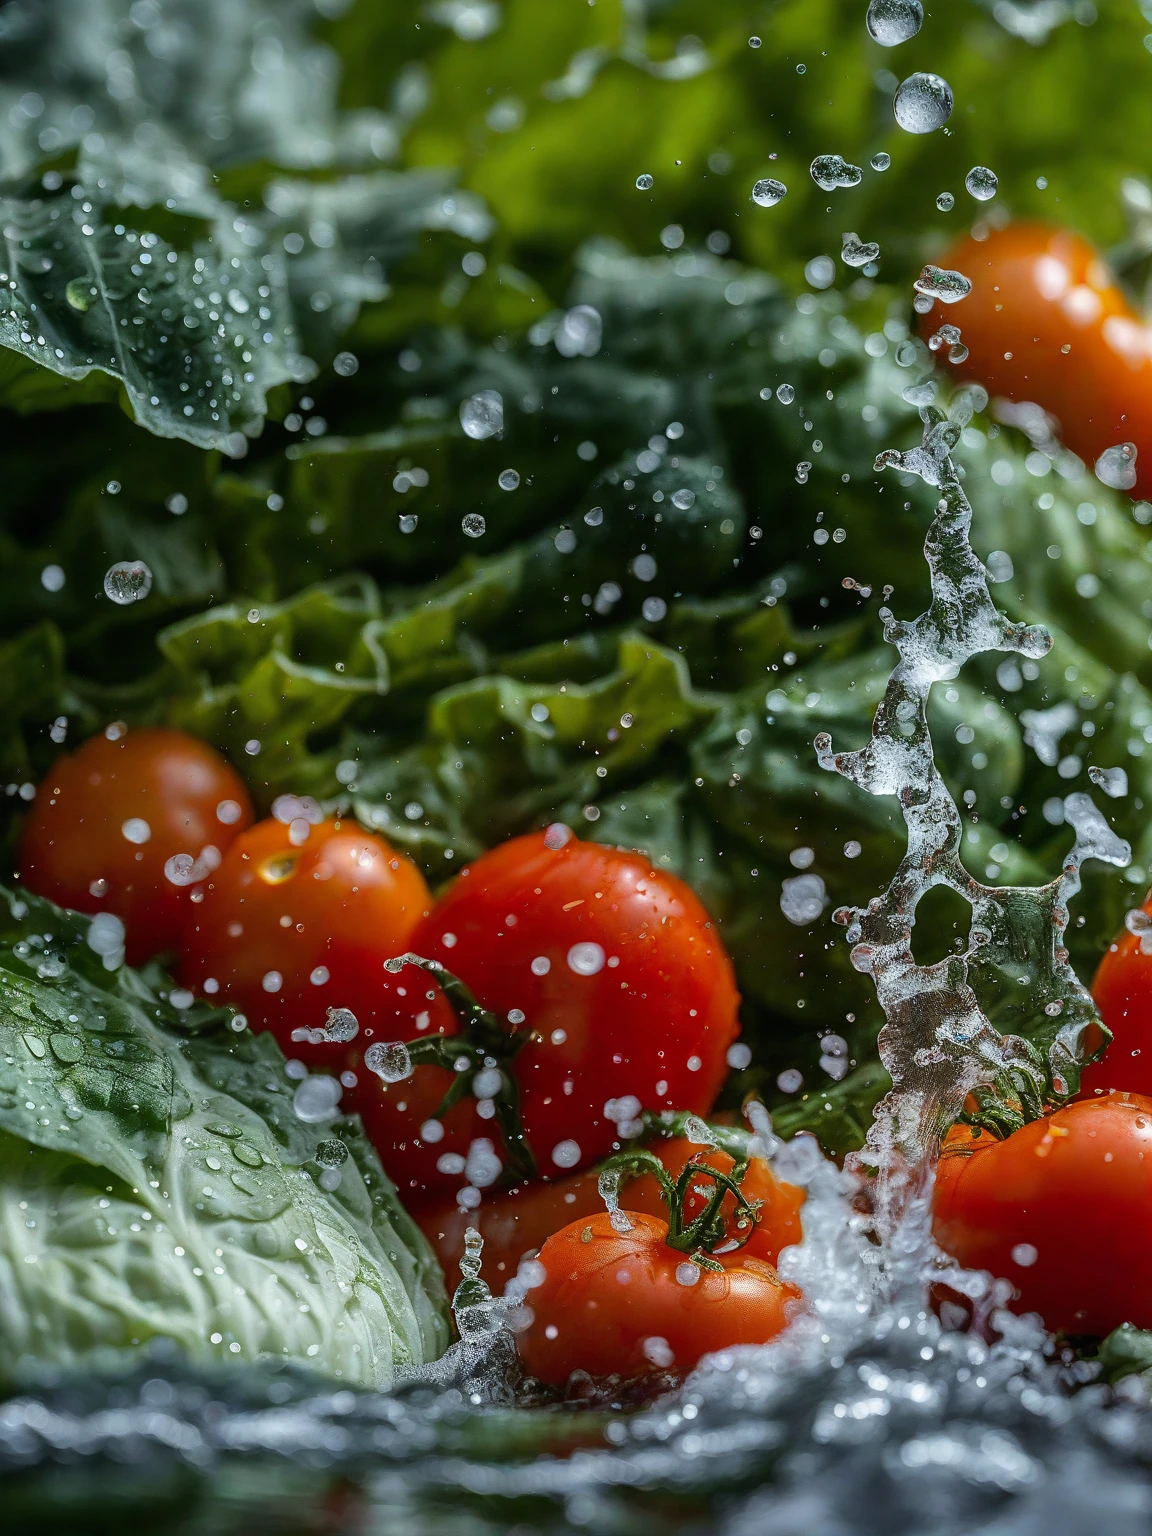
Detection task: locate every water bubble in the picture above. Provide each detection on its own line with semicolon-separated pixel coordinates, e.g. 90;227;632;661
1096;442;1138;491
551;1139;582;1168
635;173;654;190
121;817;151;845
893;72;954;133
727;1042;753;1069
810;154;863;191
871;151;892;171
41;564;65;591
462;512;487;538
556;304;602;357
641;596;667;622
777;383;796;404
965;165;998;201
752;177;787;208
781;873;827;925
567;941;606;976
86;911;125;961
314;1137;348;1167
333;351;359;376
365;1041;413;1083
498;468;520;490
293;1074;343;1123
103;560;153;605
459;389;503;440
866;0;923;45
936;191;955;212
914;264;972;303
805;255;836;290
841;232;881;268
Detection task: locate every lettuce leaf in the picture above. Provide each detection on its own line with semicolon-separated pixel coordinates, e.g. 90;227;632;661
0;888;448;1385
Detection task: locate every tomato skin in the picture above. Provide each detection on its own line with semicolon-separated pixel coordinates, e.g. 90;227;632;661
1083;912;1152;1098
933;1095;1152;1335
417;1137;805;1294
389;831;739;1187
516;1211;801;1383
177;815;433;1054
18;727;253;963
920;224;1152;499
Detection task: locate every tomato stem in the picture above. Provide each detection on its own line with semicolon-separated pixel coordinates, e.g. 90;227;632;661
597;1145;761;1256
385;951;538;1180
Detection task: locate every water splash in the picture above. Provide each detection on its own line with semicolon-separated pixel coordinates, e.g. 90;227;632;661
814;389;1130;1246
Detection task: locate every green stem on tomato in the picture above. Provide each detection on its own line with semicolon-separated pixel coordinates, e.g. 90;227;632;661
596;1145;761;1258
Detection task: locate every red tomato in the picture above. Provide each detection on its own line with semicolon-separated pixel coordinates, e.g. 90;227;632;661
920;224;1152;499
516;1211;801;1383
18;725;253;963
352;828;741;1201
417;1136;805;1294
1082;907;1152;1098
177;816;434;1062
933;1095;1152;1335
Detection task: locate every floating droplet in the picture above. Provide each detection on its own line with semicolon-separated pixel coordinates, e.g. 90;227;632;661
928;323;962;352
556;304;602;358
462;512;487;538
810;154;863;191
871;151;891;171
1096;442;1138;490
314;1137;349;1167
965;165;998;201
776;383;795;404
635;173;654;190
551;1138;582;1169
103;560;153;605
671;487;696;509
752;177;787;208
866;0;923;45
914;264;972;304
893;72;953;133
498;468;520;490
780;873;827;925
567;941;606;976
936;191;955;212
459;389;503;440
364;1041;413;1083
841;232;881;268
292;1075;343;1123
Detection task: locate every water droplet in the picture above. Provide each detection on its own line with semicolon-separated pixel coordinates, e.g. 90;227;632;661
364;1041;413;1083
805;255;836;290
675;1261;701;1287
543;822;572;850
292;1074;343;1123
399;513;418;534
65;278;92;311
641;596;667;622
314;1137;349;1167
635;173;654;190
781;873;827;925
462;512;487;538
1011;1242;1038;1268
871;151;891;171
551;1138;582;1169
841;232;881;268
965;165;998;201
776;383;796;404
810;154;863;191
333;351;359;377
567;941;606;976
752;177;787;208
555;304;602;357
103;560;153;605
727;1042;753;1070
671;487;696;510
866;0;923;45
936;191;955;212
459;389;503;440
914;264;972;303
498;468;520;490
86;911;125;961
1096;442;1138;490
893;72;953;133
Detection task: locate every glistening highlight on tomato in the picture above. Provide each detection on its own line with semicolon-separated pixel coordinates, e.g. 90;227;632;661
516;1211;801;1384
933;1095;1152;1336
920;223;1152;498
18;725;253;964
177;810;433;1051
351;826;742;1201
1083;898;1152;1098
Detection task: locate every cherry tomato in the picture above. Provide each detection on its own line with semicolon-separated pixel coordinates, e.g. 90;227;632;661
417;1136;805;1294
516;1211;801;1383
18;725;253;963
1082;906;1152;1098
353;827;741;1201
177;816;433;1060
920;223;1152;499
933;1095;1152;1335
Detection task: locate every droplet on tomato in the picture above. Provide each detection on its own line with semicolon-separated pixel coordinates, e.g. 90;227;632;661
567;941;605;976
543;822;573;850
674;1262;701;1287
551;1139;581;1169
642;1335;675;1367
365;1040;413;1083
